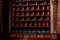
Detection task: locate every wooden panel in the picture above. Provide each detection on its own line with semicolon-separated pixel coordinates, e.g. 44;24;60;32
0;0;2;33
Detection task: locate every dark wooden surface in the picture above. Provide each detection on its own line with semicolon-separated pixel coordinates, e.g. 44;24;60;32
0;0;2;33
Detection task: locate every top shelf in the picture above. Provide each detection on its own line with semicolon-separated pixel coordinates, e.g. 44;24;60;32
14;0;50;3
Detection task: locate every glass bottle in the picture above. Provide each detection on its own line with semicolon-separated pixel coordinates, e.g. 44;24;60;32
36;2;38;5
32;12;35;16
19;3;21;6
37;12;40;16
43;22;45;27
27;2;28;5
29;22;32;26
34;17;36;21
38;22;41;27
40;17;42;20
20;22;23;26
22;18;24;21
32;6;34;10
16;22;18;26
46;22;49;26
47;6;49;10
27;7;29;10
24;22;28;27
22;7;24;10
34;22;37;26
17;12;20;16
42;11;44;15
12;11;14;16
22;12;24;16
38;6;40;10
13;7;15;11
17;7;19;11
47;11;49;15
27;12;29;16
42;6;44;10
28;18;30;21
13;3;15;6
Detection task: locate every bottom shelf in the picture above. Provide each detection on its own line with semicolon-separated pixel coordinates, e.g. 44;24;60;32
10;33;51;38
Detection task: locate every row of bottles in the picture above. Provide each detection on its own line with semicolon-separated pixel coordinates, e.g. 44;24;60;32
15;0;50;2
10;34;50;39
13;29;50;34
12;11;50;17
12;22;50;27
12;17;50;21
13;0;50;5
12;6;50;11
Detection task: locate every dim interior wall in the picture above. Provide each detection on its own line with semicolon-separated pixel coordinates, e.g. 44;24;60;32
0;0;2;33
57;0;60;34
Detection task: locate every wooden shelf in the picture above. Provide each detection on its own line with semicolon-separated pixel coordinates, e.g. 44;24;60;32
12;4;50;7
9;0;50;34
13;0;50;3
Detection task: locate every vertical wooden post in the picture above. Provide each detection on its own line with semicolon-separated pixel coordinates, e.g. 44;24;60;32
0;0;2;33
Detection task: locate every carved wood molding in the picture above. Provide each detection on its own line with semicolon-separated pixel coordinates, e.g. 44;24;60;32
52;0;58;33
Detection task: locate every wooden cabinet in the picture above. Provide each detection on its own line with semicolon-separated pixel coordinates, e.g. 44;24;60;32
9;0;51;40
